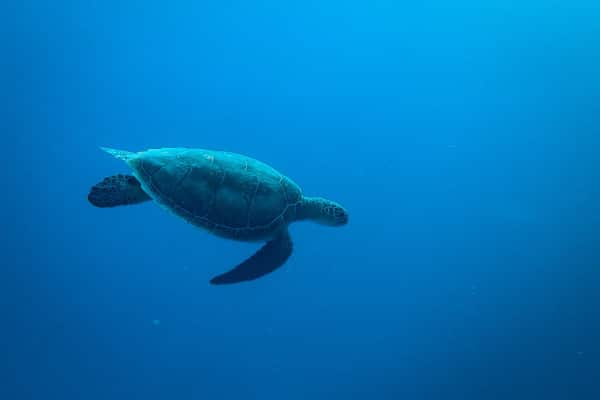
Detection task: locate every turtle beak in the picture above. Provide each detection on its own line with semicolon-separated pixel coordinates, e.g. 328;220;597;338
338;211;349;225
331;206;348;226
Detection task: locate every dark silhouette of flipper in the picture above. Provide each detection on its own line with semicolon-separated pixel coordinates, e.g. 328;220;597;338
210;230;293;284
88;174;151;208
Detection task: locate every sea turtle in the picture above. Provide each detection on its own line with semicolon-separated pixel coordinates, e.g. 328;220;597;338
88;147;348;284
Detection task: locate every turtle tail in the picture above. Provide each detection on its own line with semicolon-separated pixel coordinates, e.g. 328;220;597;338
100;147;136;162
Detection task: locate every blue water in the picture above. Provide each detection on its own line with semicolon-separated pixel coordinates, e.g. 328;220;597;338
7;1;600;399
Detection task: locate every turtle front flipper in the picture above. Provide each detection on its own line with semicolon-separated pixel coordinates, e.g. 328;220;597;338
210;230;293;285
88;174;151;208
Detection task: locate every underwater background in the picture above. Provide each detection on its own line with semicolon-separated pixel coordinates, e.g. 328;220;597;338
6;1;600;399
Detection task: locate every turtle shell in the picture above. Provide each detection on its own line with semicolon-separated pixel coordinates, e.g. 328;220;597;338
130;148;302;241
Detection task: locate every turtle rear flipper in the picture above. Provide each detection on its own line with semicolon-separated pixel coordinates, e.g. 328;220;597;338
210;230;293;284
88;174;151;208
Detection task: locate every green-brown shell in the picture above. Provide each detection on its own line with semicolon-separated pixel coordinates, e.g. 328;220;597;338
130;148;303;241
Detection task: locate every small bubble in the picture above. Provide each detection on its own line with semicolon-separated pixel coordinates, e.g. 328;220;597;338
183;266;189;271
152;319;161;326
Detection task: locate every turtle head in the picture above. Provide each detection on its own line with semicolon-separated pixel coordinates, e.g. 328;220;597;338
297;197;348;226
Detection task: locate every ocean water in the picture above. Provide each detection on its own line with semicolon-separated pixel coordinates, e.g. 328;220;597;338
6;1;600;399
